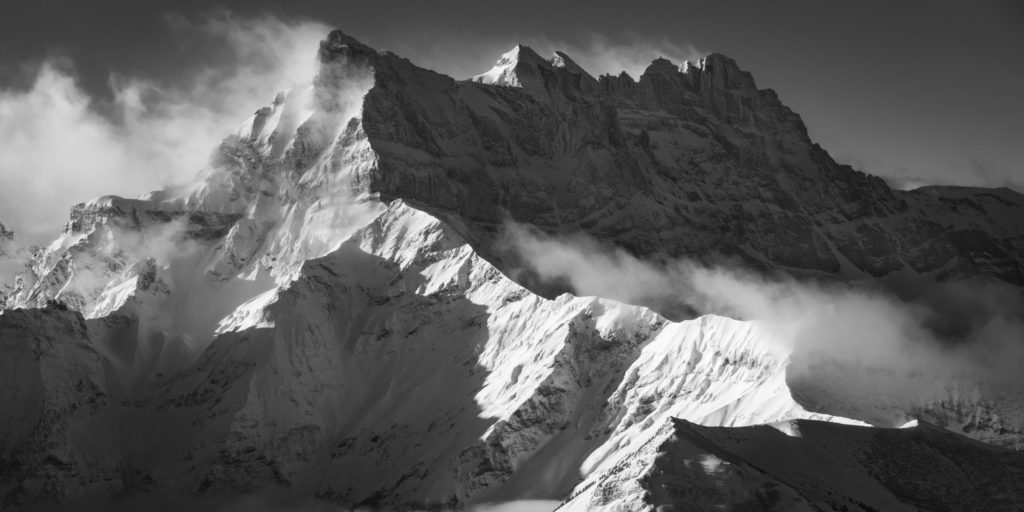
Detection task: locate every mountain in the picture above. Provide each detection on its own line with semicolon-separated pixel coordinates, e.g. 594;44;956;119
1;30;1022;510
339;32;1024;286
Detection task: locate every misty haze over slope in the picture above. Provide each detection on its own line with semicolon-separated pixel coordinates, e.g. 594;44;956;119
0;14;1022;512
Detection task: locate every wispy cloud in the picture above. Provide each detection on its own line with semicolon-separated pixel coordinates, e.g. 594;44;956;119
0;13;329;243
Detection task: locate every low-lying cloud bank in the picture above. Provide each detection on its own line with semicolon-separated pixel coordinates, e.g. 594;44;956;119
0;13;328;244
505;222;1024;384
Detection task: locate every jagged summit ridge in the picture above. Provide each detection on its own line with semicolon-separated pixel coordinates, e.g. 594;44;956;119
468;40;759;103
472;43;575;89
467;39;754;88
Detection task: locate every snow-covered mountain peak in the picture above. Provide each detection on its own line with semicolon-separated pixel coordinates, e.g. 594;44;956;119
6;193;1018;509
472;44;553;88
3;28;1024;509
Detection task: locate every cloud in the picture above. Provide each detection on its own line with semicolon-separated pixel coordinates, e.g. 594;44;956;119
0;13;329;244
504;222;1024;383
0;63;152;242
0;239;29;294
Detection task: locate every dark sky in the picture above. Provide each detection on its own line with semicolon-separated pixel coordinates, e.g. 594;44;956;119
2;0;1023;190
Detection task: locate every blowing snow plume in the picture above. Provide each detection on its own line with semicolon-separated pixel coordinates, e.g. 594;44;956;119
505;221;1024;427
0;13;328;244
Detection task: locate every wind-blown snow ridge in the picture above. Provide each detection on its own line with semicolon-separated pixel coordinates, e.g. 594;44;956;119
0;200;862;508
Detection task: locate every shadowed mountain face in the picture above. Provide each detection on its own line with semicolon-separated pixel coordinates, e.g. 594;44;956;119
318;31;1024;286
634;419;1024;512
0;30;1023;511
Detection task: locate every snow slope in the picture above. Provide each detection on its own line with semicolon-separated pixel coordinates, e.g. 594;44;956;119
560;418;1024;511
0;201;846;507
3;200;1018;509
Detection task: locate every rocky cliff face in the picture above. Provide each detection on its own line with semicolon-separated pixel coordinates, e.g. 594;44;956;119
326;31;1024;285
1;30;1022;510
